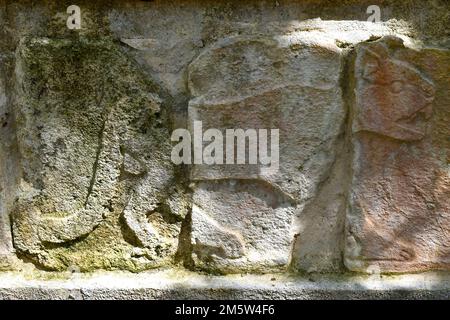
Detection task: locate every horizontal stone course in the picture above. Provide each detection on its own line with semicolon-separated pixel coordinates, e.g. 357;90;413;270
0;270;449;300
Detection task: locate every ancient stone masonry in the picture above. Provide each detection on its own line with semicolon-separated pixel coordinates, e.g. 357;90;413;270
0;0;448;285
345;37;450;273
0;42;15;271
10;37;187;271
187;34;346;273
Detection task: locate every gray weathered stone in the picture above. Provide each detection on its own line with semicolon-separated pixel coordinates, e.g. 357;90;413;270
0;0;449;297
187;33;346;272
0;6;20;271
0;269;449;300
185;20;425;274
0;51;15;270
11;37;186;271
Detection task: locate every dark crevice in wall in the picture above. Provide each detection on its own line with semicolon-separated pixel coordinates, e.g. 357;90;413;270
174;207;195;270
287;44;360;275
84;85;107;207
338;45;358;274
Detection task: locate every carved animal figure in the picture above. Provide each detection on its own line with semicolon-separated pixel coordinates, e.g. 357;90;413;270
354;36;435;141
347;37;449;272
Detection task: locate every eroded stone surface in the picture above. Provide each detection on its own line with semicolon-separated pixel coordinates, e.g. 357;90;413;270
0;8;20;270
345;37;450;273
187;34;346;272
11;37;186;271
1;269;449;300
0;50;14;270
191;180;297;273
0;1;448;278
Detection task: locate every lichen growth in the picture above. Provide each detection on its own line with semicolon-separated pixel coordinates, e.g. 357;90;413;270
13;35;189;272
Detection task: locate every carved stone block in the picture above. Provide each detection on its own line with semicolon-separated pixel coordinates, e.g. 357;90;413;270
11;37;185;271
188;35;346;272
346;37;450;273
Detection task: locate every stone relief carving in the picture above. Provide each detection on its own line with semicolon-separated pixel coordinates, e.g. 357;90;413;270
346;37;450;273
0;19;446;276
352;37;436;141
187;34;346;272
10;38;186;271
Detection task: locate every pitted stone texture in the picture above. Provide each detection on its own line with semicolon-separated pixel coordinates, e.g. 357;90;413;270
345;37;450;273
11;37;185;271
0;14;20;270
1;270;449;300
0;0;448;278
188;35;344;197
0;53;15;270
191;180;297;273
187;34;346;272
114;20;416;274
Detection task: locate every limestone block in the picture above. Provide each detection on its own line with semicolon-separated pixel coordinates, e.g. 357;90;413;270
0;53;16;270
11;37;185;271
191;180;297;273
187;34;346;272
345;37;450;273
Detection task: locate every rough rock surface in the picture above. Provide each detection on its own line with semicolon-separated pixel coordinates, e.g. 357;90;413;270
11;36;186;271
1;270;449;300
0;0;448;296
187;33;345;272
345;37;450;273
0;3;20;271
0;43;15;271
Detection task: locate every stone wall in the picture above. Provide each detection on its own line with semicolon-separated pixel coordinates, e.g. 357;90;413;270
0;0;448;289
